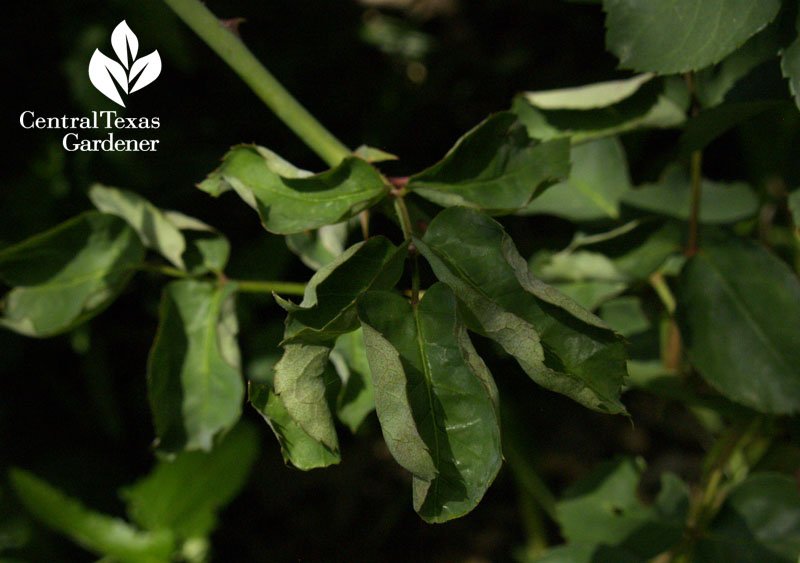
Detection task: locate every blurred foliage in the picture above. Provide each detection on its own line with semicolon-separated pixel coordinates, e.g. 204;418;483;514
2;0;800;561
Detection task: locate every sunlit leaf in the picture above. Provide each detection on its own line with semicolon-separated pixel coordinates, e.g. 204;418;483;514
513;76;688;143
250;380;341;470
0;212;145;337
89;184;186;269
198;145;389;234
148;280;244;452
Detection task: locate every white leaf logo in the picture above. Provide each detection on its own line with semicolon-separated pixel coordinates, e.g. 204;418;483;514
89;21;161;107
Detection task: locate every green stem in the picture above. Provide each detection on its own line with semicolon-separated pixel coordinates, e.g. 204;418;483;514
138;263;305;295
162;0;351;167
687;150;703;255
235;280;306;295
649;272;676;315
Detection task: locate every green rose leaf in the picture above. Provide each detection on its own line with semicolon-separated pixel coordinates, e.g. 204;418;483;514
416;207;628;415
696;473;800;561
272;343;340;453
0;212;145;337
677;232;800;414
603;0;781;73
676;233;800;414
249;379;341;470
279;236;408;345
358;283;502;523
120;422;259;539
198;145;389;234
161;211;231;275
406;112;570;213
89;184;186;270
556;457;688;559
331;327;375;432
148;280;244;452
9;469;174;563
696;25;782;108
781;12;800;110
512;75;688;143
521;136;632;222
622;167;759;224
285;222;348;271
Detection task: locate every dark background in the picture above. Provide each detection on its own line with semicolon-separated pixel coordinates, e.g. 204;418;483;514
1;1;797;561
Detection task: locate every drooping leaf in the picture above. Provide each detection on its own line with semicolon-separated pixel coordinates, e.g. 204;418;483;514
9;469;174;563
330;328;375;432
161;211;230;275
781;13;800;110
676;232;800;414
695;473;800;562
416;207;628;414
603;0;782;73
249;380;341;470
556;457;688;559
279;237;408;345
148;280;244;452
696;25;782;108
89;184;186;269
285;222;348;271
272;343;339;453
513;75;688;143
120;422;258;539
521;136;632;221
358;284;502;523
198;145;388;234
622;167;759;224
406;112;570;213
0;212;145;337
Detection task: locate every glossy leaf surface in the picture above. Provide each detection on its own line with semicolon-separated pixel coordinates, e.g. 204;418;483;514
198;145;388;234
